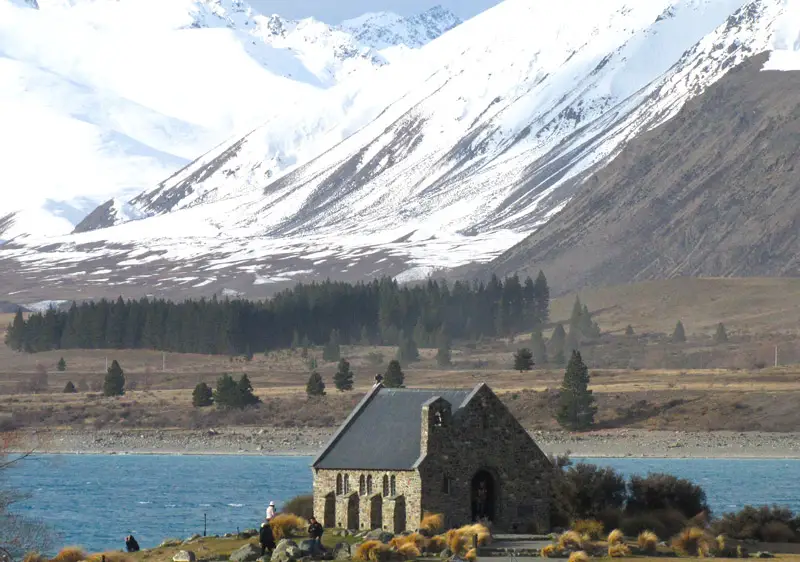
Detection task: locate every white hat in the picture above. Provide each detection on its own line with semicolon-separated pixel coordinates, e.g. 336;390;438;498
261;522;267;528
269;501;275;506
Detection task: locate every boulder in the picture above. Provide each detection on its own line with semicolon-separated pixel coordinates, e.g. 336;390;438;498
333;543;351;561
298;540;320;557
271;540;300;562
242;529;259;538
160;539;183;548
230;543;262;562
365;529;393;544
173;551;196;562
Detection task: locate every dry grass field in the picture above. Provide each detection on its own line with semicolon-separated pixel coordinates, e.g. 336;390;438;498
2;277;800;433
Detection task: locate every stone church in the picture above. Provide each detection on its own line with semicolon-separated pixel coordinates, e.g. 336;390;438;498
311;382;551;533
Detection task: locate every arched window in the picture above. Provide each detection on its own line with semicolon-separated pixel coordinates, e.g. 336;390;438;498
382;475;389;497
336;474;343;495
442;474;452;495
359;475;366;495
367;475;373;495
344;474;350;494
390;475;396;496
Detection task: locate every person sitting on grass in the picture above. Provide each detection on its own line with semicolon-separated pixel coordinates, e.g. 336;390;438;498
307;517;324;552
125;535;140;553
260;521;276;555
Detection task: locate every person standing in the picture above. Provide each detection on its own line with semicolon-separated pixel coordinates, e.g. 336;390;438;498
259;521;276;556
125;535;140;553
266;501;276;521
307;517;324;552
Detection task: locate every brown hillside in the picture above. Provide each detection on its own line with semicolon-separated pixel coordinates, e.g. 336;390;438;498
486;52;800;293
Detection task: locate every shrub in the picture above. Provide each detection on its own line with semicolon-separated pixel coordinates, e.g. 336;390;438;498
637;531;658;554
608;543;631;558
671;527;713;557
355;541;390;562
566;463;627;518
572;520;604;540
567;551;589;562
192;382;213;407
540;544;558;558
270;513;306;540
607;529;624;546
627;473;709;519
427;536;448;554
63;381;77;393
711;505;797;542
557;531;585;552
421;512;444;534
85;553;132;562
282;494;313;520
446;524;491;554
51;547;86;562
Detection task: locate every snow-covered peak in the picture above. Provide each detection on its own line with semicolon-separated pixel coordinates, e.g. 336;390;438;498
341;5;462;52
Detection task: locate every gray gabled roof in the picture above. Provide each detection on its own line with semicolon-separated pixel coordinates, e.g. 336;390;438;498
312;385;474;470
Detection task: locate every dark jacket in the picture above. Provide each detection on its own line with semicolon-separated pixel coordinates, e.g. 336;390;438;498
308;522;323;539
126;536;140;553
260;524;275;548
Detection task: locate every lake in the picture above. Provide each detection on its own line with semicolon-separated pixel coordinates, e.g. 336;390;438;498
4;455;800;553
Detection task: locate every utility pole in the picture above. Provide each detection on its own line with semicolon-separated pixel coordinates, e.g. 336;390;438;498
105;357;108;371
775;345;779;367
162;352;166;372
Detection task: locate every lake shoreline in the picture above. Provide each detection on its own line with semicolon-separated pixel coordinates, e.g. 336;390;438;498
11;427;800;459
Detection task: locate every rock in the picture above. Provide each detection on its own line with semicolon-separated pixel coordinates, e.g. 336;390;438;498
271;540;300;562
755;553;775;559
173;551;197;562
160;539;183;548
299;540;324;558
333;543;351;561
183;535;202;544
241;529;259;538
365;529;393;543
230;543;262;562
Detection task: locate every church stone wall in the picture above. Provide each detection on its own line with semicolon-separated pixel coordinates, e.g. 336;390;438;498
313;468;422;531
417;385;551;533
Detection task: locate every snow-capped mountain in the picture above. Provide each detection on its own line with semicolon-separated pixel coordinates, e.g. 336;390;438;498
3;0;800;302
0;0;461;239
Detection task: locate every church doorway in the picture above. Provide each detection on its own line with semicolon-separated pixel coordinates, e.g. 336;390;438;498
323;492;335;528
370;494;383;530
470;470;496;523
347;494;360;530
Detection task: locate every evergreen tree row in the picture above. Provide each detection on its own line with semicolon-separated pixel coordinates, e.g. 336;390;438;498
5;273;550;356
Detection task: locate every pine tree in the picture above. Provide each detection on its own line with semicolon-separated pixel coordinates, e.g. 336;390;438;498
384;360;405;388
556;350;596;430
103;360;125;397
396;335;419;366
63;381;77;393
435;330;451;368
322;330;341;362
533;270;550;325
333;359;354;392
530;329;547;365
192;382;213;407
569;297;583;333
550;323;566;365
513;348;534;372
306;371;326;397
57;357;67;372
4;309;26;351
714;322;728;344
566;325;580;355
213;374;240;409
237;374;260;406
672;320;686;343
625;324;635;336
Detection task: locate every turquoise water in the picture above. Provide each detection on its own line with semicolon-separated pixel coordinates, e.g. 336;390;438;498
4;455;800;553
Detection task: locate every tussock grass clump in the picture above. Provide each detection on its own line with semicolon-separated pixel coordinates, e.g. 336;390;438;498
426;535;448;554
23;553;47;562
608;543;631;558
446;523;491;555
557;530;585;552
637;531;659;554
51;547;87;562
396;543;421;559
390;533;426;550
270;513;307;540
607;529;625;546
540;545;558;558
567;550;590;562
464;548;477;561
355;540;391;562
420;512;444;534
572;520;604;540
671;527;714;557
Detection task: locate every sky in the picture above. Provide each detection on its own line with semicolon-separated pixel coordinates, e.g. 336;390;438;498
248;0;502;23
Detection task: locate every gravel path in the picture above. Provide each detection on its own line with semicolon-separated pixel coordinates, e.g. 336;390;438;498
10;428;800;458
